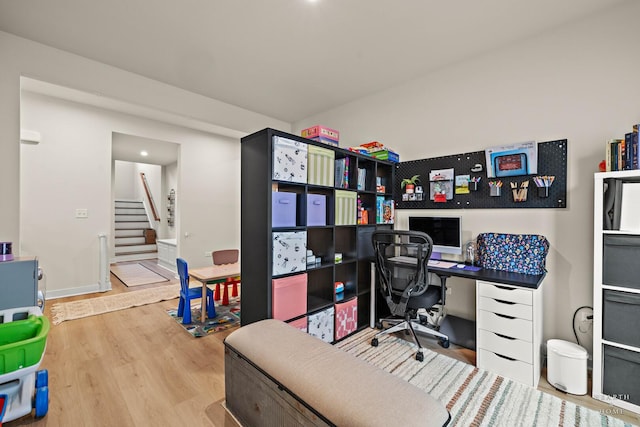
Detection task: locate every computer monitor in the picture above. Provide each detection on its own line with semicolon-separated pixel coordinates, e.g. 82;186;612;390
408;216;462;256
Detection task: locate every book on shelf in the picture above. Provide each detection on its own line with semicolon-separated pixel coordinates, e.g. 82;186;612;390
357;168;366;190
605;123;640;171
606;139;623;171
631;124;640;169
624;132;633;170
375;196;394;224
334;157;350;189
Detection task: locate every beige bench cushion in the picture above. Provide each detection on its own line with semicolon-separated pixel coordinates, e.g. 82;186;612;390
225;319;450;427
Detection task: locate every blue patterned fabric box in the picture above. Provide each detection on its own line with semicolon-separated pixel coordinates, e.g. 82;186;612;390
476;233;549;275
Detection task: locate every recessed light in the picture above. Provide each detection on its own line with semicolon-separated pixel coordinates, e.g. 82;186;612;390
140;151;148;156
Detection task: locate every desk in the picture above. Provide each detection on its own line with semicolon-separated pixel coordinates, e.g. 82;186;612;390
426;263;545;290
189;263;240;323
371;261;546;387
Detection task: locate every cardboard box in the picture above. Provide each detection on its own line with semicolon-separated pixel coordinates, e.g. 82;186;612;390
301;125;339;143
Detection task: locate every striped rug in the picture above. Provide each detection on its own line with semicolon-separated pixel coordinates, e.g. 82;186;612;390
336;329;634;427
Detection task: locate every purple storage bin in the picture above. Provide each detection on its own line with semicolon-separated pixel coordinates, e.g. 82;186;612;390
272;192;297;227
307;194;327;226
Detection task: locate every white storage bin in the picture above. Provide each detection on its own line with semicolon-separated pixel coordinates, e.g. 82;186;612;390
547;339;588;395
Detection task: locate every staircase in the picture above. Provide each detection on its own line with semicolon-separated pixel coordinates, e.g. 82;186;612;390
114;200;158;262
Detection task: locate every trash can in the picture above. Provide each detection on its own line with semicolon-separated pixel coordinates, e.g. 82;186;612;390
547;339;588;395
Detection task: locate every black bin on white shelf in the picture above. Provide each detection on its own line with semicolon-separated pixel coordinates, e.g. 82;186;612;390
603;235;640;289
603;290;640;348
603;345;640;407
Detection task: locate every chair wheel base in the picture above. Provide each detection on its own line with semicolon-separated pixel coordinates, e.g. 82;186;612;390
375;322;383;329
439;338;450;349
371;338;379;347
416;352;424;362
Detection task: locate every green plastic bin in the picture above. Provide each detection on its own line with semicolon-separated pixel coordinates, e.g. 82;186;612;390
0;314;50;375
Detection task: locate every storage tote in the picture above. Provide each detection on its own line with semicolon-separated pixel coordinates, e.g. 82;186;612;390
272;191;298;228
308;306;334;343
603;235;640;289
272;231;307;276
603;290;640;347
335;297;358;340
272;273;307;322
603;345;640;406
335;190;357;226
272;136;307;183
306;194;327;226
307;145;335;187
287;316;308;332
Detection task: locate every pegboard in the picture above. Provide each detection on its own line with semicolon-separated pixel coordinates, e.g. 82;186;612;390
394;139;567;209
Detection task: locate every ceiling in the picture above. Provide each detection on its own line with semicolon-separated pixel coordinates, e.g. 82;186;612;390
112;132;179;166
0;0;629;125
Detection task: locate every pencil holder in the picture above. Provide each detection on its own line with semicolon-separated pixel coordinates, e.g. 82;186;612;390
490;186;501;197
470;182;479;192
537;186;550;198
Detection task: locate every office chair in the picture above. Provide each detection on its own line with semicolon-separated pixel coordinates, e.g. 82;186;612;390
211;249;241;305
371;230;449;361
176;257;216;324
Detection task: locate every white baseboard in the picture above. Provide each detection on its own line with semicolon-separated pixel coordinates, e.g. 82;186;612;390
45;283;109;300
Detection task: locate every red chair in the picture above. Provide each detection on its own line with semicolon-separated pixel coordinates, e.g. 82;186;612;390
211;249;241;305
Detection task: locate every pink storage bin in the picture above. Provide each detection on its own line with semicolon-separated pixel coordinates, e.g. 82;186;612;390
335;297;358;340
272;273;307;321
287;316;308;332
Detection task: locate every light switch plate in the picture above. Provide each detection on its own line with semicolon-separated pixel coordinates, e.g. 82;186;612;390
76;209;88;218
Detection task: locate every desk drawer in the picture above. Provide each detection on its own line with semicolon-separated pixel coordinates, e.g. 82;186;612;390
478;310;532;342
477;281;532;305
478;296;532;320
477;329;532;364
477;349;534;386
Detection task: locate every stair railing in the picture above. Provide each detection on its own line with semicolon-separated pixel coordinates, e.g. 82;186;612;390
140;172;160;222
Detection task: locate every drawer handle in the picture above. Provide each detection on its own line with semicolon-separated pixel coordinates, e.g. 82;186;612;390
493;298;516;305
494;313;516;320
278;199;291;204
494;352;516;361
494;333;516;340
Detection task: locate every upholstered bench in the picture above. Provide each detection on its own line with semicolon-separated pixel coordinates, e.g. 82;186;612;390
224;319;450;427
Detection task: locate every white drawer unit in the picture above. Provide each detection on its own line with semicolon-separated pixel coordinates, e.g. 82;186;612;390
476;280;543;388
477;349;534;386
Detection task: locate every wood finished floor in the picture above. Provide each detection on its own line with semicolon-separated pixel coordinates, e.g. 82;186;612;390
6;260;639;426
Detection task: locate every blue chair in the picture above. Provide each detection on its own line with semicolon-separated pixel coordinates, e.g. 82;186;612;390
176;257;216;324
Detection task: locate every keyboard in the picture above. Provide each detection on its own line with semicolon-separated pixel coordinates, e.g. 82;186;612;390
389;255;418;265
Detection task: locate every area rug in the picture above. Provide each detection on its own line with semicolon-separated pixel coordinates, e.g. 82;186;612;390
336;329;634;427
110;262;169;287
51;283;180;325
166;297;240;337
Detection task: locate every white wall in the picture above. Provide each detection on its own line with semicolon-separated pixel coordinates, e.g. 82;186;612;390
159;162;178;240
0;29;289;254
1;30;288;298
294;1;640;349
114;161;137;200
20;91;243;298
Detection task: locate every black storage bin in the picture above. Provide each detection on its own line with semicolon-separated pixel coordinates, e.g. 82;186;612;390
603;345;640;406
603;290;640;348
603;235;640;289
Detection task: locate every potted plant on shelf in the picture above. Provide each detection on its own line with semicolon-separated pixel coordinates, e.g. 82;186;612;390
401;175;421;194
